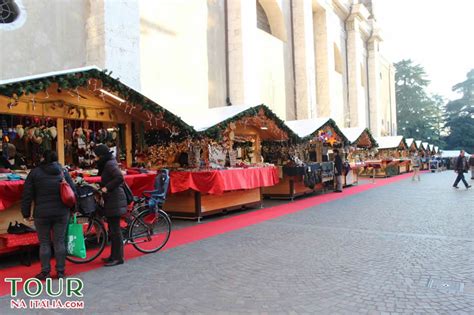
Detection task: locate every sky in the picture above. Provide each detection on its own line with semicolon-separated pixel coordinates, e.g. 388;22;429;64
375;0;474;100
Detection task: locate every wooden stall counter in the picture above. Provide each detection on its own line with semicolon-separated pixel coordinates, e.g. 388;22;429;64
164;167;279;221
262;163;326;200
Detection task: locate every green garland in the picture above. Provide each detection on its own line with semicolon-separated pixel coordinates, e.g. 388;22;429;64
0;68;195;136
353;128;378;148
300;118;350;145
199;104;300;143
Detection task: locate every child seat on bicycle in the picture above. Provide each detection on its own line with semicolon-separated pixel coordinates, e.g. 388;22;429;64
143;169;170;208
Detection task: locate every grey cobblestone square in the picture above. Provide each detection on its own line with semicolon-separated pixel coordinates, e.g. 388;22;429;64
1;171;474;314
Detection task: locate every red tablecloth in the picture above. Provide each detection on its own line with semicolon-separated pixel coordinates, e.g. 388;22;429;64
85;173;156;196
0;174;156;211
0;181;24;211
170;167;279;195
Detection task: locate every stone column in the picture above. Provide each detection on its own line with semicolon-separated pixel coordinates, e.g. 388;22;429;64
367;28;382;136
389;63;397;135
292;0;317;119
86;0;141;90
346;3;369;128
227;0;258;105
313;6;332;118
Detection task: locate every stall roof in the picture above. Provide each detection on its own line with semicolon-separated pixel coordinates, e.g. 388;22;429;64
175;104;254;132
0;66;195;134
175;104;300;141
375;136;407;150
434;146;439;153
415;140;424;150
442;150;471;158
405;138;416;149
340;127;377;147
422;142;429;150
285;118;348;143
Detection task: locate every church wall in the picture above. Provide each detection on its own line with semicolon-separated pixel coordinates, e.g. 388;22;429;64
139;0;210;114
0;0;87;80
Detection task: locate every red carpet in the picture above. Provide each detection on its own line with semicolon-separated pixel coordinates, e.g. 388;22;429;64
0;172;416;296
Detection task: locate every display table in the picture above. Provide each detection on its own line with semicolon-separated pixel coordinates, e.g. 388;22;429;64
164;167;279;220
359;159;400;178
262;164;323;200
0;173;156;236
398;159;411;174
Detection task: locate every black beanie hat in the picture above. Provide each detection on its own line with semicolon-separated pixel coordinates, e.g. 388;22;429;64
94;144;110;157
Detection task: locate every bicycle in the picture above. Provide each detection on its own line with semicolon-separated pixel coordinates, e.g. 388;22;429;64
66;170;172;264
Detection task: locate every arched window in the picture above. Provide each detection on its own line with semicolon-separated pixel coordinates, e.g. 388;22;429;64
257;1;271;35
0;0;19;24
256;0;287;41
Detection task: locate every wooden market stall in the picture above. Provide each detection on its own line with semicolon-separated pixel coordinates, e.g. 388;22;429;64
340;127;378;186
360;136;408;177
0;67;195;254
162;104;297;220
261;118;348;199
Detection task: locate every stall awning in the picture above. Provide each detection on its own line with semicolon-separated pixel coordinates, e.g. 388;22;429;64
442;150;471;158
285;118;348;144
340;127;377;148
0;66;195;135
375;136;407;150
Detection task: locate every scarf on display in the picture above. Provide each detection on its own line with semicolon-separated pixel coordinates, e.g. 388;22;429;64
97;152;114;176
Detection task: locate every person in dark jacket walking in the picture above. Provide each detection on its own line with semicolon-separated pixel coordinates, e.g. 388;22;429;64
21;150;75;279
94;144;127;267
333;149;343;192
453;150;471;189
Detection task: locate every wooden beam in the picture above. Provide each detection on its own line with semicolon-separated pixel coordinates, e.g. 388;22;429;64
56;118;65;165
125;119;133;167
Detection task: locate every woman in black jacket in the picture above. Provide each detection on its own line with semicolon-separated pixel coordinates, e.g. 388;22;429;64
21;150;75;279
94;144;127;266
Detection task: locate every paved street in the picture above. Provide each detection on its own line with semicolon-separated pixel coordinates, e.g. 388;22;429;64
2;171;474;314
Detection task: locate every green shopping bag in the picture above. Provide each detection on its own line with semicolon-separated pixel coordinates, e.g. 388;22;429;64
66;214;87;259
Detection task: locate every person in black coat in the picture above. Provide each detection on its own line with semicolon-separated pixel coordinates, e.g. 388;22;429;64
21;150;75;280
333;149;343;192
453;150;471;189
94;144;127;266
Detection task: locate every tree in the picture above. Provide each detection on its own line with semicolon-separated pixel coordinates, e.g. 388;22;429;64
394;60;444;146
444;70;474;153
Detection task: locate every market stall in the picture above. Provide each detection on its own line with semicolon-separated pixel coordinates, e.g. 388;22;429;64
340;127;378;186
361;136;408;177
261;118;348;199
162;104;296;220
0;67;194;251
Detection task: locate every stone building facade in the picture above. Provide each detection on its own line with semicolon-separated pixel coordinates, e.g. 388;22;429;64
0;0;396;136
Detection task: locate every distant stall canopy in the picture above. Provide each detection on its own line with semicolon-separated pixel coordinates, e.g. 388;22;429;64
340;127;377;149
285;117;348;146
375;136;407;150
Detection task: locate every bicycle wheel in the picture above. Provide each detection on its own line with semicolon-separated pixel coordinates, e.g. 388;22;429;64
66;215;107;264
129;208;171;253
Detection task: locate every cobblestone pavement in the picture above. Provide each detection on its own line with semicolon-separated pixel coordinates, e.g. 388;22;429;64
1;171;474;314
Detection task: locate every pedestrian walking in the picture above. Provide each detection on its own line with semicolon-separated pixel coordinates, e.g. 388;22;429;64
469;154;474;180
411;152;421;181
333;149;343;193
453;150;471;189
94;144;127;267
21;150;75;280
